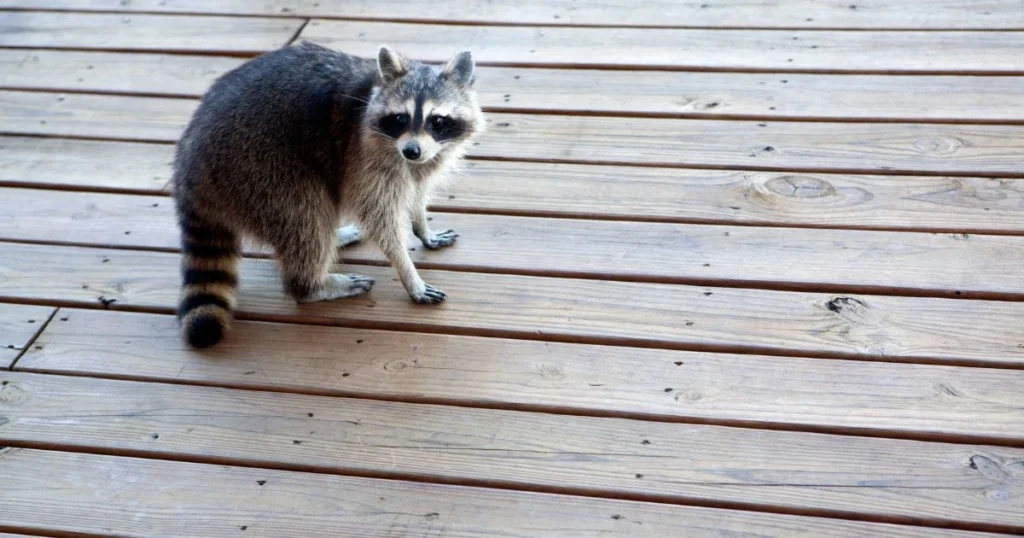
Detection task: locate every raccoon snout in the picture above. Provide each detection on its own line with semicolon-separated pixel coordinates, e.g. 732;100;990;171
402;142;421;161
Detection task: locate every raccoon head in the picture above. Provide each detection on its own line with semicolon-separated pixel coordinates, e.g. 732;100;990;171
366;46;483;165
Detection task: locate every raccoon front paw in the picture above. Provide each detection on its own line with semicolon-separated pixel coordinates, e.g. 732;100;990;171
412;283;447;304
421;229;459;250
298;274;375;303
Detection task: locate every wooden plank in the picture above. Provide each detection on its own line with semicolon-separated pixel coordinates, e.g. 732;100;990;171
5;136;1024;235
0;49;244;97
4;186;1024;299
0;12;302;54
21;308;1024;442
0;450;996;538
2;372;1022;528
0;90;194;141
6;50;1024;123
0;136;172;192
1;242;1023;366
2;0;1024;30
300;21;1024;74
0;304;52;368
473;114;1024;177
5;91;1024;176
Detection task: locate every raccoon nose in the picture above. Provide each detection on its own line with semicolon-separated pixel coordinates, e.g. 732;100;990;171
402;143;421;161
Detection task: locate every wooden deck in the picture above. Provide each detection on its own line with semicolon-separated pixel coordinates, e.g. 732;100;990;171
1;2;1023;536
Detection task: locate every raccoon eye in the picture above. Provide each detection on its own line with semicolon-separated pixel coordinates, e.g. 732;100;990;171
428;115;448;131
378;113;410;138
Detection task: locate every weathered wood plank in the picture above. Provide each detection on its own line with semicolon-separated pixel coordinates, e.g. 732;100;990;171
0;12;302;54
4;136;1024;234
300;21;1024;74
0;450;996;537
4;15;1018;74
0;90;194;140
0;49;243;97
6;50;1024;123
1;242;1022;366
0;136;172;192
21;308;1024;442
2;0;1023;29
4;91;1024;176
475;114;1024;176
0;304;53;368
2;371;1021;528
3;186;1024;299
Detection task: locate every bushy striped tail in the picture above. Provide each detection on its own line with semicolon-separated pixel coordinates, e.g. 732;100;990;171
177;214;240;348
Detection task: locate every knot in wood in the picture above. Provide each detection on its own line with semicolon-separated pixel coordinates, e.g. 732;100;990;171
764;175;836;199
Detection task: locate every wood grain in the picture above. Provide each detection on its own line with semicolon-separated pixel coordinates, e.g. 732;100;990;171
2;0;1024;29
6;50;1024;123
5;91;1024;176
0;450;998;537
300;21;1024;74
0;12;302;54
475;114;1024;177
0;304;53;368
2;242;1023;366
0;90;194;141
0;136;172;192
1;371;1022;528
20;308;1024;442
0;49;244;97
5;136;1024;234
5;186;1024;299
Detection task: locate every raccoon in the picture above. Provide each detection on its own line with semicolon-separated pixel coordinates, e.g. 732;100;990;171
172;41;484;348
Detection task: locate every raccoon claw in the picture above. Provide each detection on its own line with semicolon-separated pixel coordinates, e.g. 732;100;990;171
423;229;459;250
412;284;447;304
345;274;376;291
298;274;374;303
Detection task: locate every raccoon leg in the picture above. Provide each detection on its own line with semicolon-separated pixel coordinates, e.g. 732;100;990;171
275;224;374;303
361;201;447;304
177;214;240;349
411;184;458;250
336;223;363;248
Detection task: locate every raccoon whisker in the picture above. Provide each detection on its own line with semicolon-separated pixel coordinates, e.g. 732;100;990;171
336;93;372;105
369;129;397;140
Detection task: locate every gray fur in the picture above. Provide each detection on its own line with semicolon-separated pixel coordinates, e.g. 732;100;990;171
173;41;484;347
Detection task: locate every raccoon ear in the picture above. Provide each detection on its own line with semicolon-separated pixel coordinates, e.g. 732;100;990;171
442;50;475;87
377;46;408;84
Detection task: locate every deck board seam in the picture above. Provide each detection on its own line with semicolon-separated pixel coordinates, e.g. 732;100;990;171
0;442;1018;534
4;7;1024;31
7;44;1024;76
5;131;1023;179
0;235;1021;302
9;366;1024;447
2;296;1023;371
7;308;57;371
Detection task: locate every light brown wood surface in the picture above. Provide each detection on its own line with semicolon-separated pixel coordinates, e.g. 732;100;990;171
4;136;1024;234
0;450;1001;538
1;241;1022;366
6;49;1024;123
5;91;1024;176
0;12;302;53
20;308;1024;442
3;0;1024;29
3;186;1024;299
2;0;1022;535
1;371;1021;527
0;136;172;192
0;304;53;368
301;21;1024;74
2;14;1022;73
